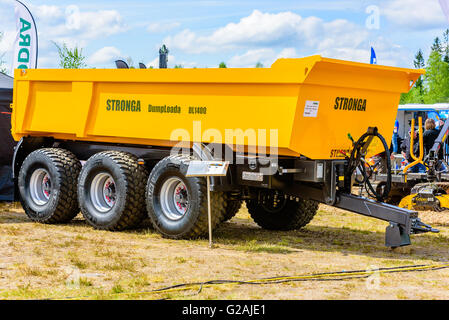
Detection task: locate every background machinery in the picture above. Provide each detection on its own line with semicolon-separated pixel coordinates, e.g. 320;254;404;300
370;104;449;211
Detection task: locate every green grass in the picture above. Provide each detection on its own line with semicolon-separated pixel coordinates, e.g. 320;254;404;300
234;239;293;254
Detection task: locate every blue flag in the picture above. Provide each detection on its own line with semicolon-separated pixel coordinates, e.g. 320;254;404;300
370;47;377;64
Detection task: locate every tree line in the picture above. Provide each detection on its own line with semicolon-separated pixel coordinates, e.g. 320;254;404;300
400;29;449;104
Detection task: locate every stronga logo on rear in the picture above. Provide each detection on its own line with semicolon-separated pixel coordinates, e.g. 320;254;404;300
334;97;367;111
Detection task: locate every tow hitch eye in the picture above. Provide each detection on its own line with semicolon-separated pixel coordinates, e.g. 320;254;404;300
411;219;439;234
385;219;439;248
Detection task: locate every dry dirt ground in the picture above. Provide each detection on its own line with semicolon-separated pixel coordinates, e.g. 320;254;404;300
0;201;448;300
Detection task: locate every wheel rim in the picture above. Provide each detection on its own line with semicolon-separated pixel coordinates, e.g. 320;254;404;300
160;177;190;220
90;172;116;213
261;193;287;213
29;168;52;206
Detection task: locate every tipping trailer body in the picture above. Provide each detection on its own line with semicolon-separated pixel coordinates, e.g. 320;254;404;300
11;56;436;248
11;56;422;160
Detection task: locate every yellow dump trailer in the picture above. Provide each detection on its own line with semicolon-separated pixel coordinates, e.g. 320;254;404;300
12;55;421;159
10;56;437;248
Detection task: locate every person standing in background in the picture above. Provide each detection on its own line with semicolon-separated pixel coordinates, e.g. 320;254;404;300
437;118;445;131
423;118;440;155
392;119;400;154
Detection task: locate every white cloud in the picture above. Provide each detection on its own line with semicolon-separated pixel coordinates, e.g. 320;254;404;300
28;4;128;69
276;48;298;59
164;10;307;53
37;52;59;69
163;29;199;52
204;10;303;47
147;22;181;33
164;10;393;65
0;29;15;54
33;5;64;21
87;46;122;65
382;0;447;30
162;9;415;67
37;8;127;41
227;47;299;68
164;10;369;58
147;56;160;68
228;48;275;67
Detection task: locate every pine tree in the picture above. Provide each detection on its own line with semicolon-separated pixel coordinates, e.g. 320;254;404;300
401;31;449;104
431;37;443;55
444;29;449;63
414;49;425;69
414;49;425;100
424;49;449;103
400;49;426;104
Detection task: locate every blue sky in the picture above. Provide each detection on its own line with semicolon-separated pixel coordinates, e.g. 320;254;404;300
1;0;449;73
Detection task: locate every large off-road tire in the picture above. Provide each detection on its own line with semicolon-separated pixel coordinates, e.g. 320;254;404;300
246;194;318;230
18;148;81;223
78;151;148;231
146;155;227;239
221;199;243;222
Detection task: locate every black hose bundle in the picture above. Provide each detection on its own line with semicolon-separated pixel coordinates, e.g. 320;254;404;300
346;127;391;202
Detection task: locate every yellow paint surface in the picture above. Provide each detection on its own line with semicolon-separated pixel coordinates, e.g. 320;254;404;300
11;56;423;159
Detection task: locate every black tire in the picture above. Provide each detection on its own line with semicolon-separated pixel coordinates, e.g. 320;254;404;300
246;195;318;231
146;155;226;239
18;148;81;223
221;199;243;222
78;151;148;231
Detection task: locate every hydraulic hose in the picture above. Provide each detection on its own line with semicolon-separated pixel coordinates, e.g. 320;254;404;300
53;263;449;300
347;127;391;202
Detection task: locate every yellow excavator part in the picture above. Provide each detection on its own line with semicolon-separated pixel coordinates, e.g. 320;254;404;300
402;117;425;173
11;55;424;159
435;195;449;209
398;193;449;210
398;194;416;210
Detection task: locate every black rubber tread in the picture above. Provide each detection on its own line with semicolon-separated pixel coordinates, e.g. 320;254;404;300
246;197;318;231
221;199;243;222
78;151;148;231
146;154;227;239
18;148;81;224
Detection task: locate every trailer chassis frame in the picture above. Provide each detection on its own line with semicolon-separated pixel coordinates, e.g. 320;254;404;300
12;138;438;248
245;158;438;248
